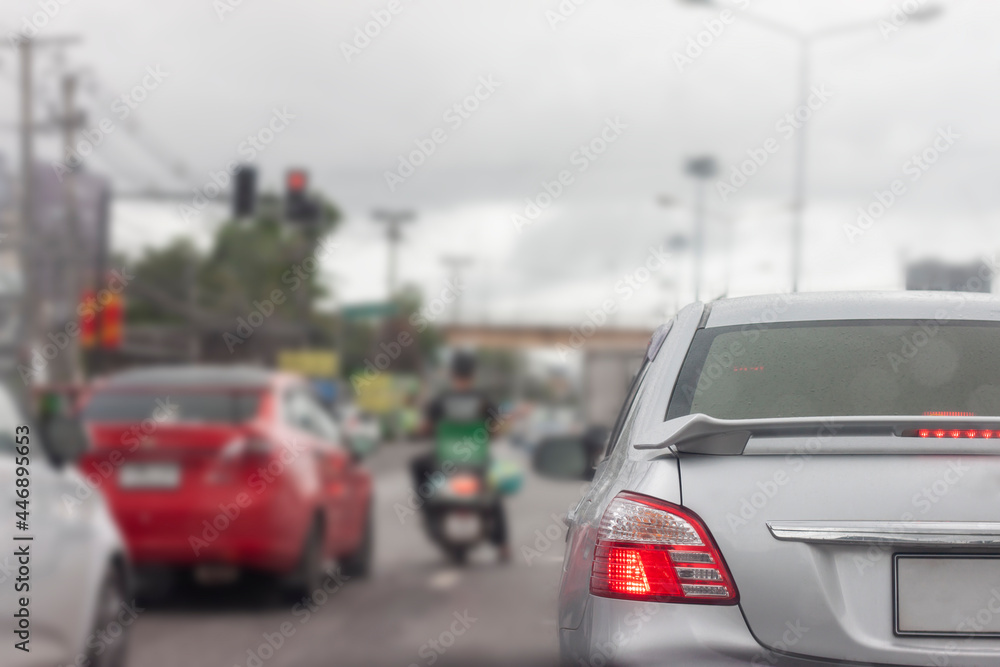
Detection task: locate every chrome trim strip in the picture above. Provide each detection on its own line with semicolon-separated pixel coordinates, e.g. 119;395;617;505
767;521;1000;547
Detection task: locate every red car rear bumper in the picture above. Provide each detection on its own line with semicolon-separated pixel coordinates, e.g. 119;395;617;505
106;486;309;573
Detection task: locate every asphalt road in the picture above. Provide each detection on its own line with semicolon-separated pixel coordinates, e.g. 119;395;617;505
124;440;586;667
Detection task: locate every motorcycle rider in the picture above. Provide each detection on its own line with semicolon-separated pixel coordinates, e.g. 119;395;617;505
412;351;510;562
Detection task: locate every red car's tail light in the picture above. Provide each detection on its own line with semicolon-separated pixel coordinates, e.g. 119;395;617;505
220;435;273;460
590;492;738;605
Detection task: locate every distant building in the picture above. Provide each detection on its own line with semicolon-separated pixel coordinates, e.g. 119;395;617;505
905;260;991;293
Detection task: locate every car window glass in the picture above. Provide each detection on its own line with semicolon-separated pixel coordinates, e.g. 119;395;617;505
666;321;1000;420
603;360;650;459
283;389;316;433
284;388;341;444
306;397;341;444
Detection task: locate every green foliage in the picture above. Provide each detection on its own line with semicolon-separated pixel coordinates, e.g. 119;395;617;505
126;195;341;328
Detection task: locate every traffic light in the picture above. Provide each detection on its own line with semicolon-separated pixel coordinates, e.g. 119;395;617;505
80;288;123;350
285;169;319;223
233;165;257;218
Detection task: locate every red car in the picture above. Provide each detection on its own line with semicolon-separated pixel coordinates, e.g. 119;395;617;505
76;365;373;594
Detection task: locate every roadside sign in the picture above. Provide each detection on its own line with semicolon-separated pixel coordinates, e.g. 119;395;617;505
352;373;395;414
278;349;340;378
342;302;398;320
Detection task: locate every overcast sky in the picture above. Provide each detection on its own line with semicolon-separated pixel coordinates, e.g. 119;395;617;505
1;0;996;325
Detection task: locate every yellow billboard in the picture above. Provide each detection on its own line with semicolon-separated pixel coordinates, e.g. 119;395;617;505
278;350;340;378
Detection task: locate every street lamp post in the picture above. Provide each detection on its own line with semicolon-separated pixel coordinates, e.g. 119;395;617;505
372;209;415;299
685;156;718;302
440;255;474;324
677;0;942;292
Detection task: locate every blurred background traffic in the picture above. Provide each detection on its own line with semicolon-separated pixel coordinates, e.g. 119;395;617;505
0;0;996;665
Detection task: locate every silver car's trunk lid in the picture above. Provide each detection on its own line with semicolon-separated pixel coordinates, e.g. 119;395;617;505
678;430;1000;666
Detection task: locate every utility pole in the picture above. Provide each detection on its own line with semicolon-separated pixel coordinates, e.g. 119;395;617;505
5;35;81;386
55;71;87;383
17;39;36;381
440;255;474;324
372;209;414;299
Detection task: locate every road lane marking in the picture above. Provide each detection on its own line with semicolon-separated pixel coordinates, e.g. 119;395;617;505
428;569;462;590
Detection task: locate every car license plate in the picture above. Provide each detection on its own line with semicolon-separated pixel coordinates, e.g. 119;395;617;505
119;463;181;490
896;555;1000;635
444;512;481;543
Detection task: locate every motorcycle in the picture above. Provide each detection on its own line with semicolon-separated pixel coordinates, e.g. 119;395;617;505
421;420;523;564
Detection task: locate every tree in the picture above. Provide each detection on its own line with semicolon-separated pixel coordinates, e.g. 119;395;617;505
125;193;342;353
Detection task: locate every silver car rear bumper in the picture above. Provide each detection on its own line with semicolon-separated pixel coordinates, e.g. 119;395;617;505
560;597;896;667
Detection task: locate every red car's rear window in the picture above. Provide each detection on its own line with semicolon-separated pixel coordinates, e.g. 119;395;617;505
83;391;261;424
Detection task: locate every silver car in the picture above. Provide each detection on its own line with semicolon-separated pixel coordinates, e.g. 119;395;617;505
535;291;1000;666
0;385;131;667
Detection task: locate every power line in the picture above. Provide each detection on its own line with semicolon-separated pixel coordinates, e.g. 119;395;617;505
83;75;194;186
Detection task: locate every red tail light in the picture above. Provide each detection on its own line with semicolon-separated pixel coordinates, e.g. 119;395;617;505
590;492;739;604
220;435;273;461
910;428;996;439
449;474;481;497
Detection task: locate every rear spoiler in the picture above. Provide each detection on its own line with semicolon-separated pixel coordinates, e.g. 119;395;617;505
635;414;1000;456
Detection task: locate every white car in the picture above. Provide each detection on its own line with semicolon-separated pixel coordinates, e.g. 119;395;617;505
0;384;131;667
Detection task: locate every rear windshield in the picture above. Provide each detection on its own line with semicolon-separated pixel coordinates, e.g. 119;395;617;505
83;391;261;424
666;321;1000;420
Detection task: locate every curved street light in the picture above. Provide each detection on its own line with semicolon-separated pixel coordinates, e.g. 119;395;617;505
676;1;943;292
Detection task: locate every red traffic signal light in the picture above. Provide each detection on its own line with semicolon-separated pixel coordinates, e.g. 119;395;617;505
287;169;308;193
285;168;319;223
